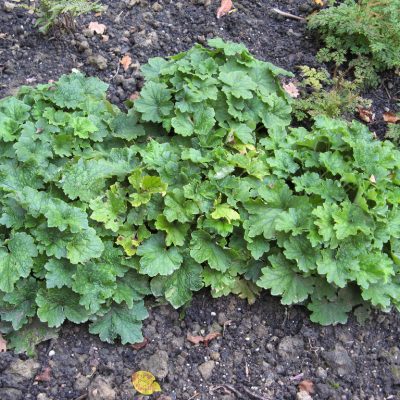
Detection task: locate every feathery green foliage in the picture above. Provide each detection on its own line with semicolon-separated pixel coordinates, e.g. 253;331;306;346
35;0;103;33
308;0;400;87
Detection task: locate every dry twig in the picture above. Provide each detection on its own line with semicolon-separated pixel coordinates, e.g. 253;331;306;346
271;8;305;21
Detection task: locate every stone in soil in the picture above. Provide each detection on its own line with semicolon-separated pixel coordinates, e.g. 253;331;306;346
88;376;116;400
198;360;215;380
139;350;169;379
322;343;354;377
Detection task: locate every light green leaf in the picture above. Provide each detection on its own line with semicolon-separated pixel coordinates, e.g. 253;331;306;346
89;302;148;344
164;188;199;223
90;183;127;232
44;259;76;289
72;262;117;313
137;233;183;277
151;259;203;308
257;254;315;304
36;287;90;327
0;233;38;293
155;215;189;246
134;82;173;122
66;228;104;264
190;230;236;273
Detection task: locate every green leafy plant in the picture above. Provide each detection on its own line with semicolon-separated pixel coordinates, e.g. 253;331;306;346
34;0;103;33
293;66;370;121
308;0;400;87
0;71;150;347
1;40;400;354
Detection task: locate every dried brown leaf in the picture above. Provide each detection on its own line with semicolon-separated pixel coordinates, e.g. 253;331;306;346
120;55;133;71
0;334;7;353
282;81;300;98
35;367;52;382
383;111;400;124
88;21;106;35
203;332;221;346
187;332;221;346
358;108;375;123
132;338;148;350
299;380;314;394
186;333;205;345
217;0;233;18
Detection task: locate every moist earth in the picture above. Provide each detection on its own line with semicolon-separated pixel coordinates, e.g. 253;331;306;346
0;0;400;399
0;292;400;399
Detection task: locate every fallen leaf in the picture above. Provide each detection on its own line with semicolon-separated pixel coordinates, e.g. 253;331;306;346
383;111;400;124
132;371;162;395
187;331;221;346
299;380;314;394
282;81;300;98
132;338;148;350
313;0;324;5
203;332;221;346
120;55;133;71
88;21;107;35
35;367;51;382
217;0;233;18
358;107;375;123
187;333;204;345
0;334;7;353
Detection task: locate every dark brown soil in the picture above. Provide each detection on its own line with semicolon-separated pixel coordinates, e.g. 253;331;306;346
1;1;400;399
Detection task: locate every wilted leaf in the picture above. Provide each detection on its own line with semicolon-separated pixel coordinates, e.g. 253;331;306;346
299;380;314;394
186;331;221;345
132;337;148;350
313;0;324;6
203;332;221;345
35;367;52;382
358;107;375;123
120;55;133;71
187;333;204;345
132;371;162;395
0;334;7;352
282;82;300;98
88;21;107;35
383;111;400;124
369;175;376;184
217;0;233;18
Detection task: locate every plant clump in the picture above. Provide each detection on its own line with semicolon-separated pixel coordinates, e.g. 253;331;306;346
308;0;400;87
0;39;400;352
35;0;104;33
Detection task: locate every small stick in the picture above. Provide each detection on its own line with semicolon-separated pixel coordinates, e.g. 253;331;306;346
271;8;305;21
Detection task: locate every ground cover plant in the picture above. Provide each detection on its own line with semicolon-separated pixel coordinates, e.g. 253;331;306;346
308;0;400;87
33;0;103;33
1;39;400;351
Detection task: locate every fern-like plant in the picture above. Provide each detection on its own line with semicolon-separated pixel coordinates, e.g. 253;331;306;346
308;0;400;87
293;66;370;121
35;0;103;33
